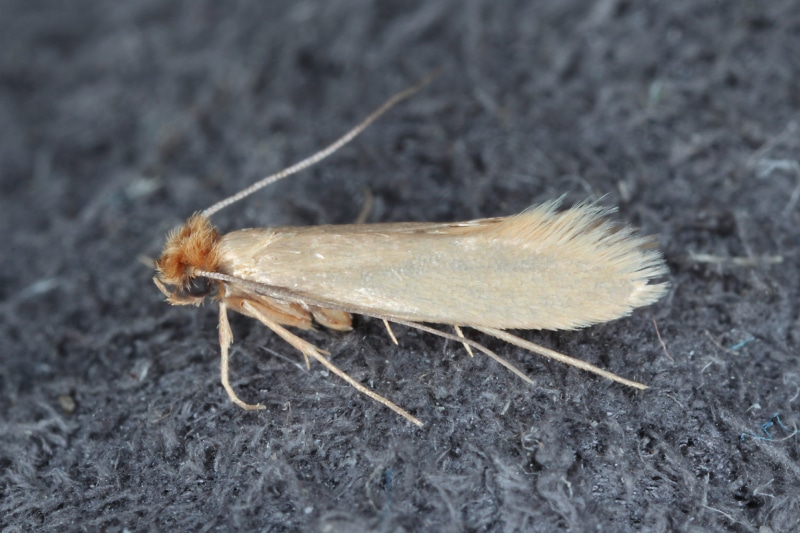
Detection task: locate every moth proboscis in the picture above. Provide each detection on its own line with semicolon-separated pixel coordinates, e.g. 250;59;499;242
154;74;668;427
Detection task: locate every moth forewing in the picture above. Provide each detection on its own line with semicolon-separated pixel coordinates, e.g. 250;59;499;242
213;201;667;330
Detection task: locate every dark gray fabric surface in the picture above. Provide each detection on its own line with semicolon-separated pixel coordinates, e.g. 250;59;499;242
1;1;799;531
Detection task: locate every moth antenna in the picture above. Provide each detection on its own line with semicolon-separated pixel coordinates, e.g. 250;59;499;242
201;69;441;219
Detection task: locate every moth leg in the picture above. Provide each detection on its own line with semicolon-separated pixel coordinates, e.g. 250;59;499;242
218;302;266;411
353;187;373;224
378;317;534;385
311;307;353;332
241;300;423;427
229;296;313;369
474;326;648;390
382;319;399;345
453;325;474;357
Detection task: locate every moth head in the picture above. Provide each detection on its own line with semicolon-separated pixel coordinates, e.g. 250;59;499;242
153;214;222;306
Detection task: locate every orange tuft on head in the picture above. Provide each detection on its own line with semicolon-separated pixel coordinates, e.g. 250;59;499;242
155;214;221;290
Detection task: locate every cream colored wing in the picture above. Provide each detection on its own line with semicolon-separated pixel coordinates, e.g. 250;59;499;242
214;202;668;330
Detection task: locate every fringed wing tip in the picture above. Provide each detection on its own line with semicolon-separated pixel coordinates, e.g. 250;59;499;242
505;199;670;319
629;280;669;308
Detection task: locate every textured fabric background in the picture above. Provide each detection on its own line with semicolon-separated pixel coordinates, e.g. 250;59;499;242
1;1;799;531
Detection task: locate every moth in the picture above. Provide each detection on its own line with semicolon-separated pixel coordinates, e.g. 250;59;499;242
154;77;668;427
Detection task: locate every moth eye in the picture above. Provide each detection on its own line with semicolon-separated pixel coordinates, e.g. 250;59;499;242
185;276;212;298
